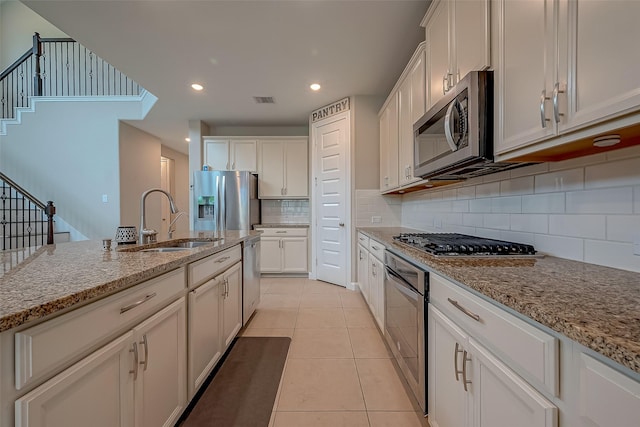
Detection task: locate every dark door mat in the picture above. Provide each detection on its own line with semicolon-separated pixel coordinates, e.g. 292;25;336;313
179;336;291;427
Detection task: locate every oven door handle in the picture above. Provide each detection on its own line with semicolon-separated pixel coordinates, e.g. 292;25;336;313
385;266;420;299
444;100;460;152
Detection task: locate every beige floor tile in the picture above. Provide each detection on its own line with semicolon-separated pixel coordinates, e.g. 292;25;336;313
246;308;298;329
368;411;427;427
289;328;353;358
344;307;377;328
277;358;365;411
340;291;368;308
299;292;342;308
296;307;346;328
259;293;302;309
273;411;369;427
303;281;345;294
265;281;305;295
349;327;392;358
240;328;294;338
356;358;416;411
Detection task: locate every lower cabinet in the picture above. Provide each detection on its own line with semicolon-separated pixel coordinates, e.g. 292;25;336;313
355;233;385;331
188;261;242;398
368;255;385;331
356;243;370;304
256;227;308;273
15;298;187;427
428;305;558;427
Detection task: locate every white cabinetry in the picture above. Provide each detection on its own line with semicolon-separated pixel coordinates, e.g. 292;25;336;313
379;94;399;191
259;138;308;198
15;298;187;427
356;243;370;304
494;0;640;160
256;227;308;273
204;138;257;172
423;0;490;108
187;245;242;398
356;232;385;331
428;273;558;427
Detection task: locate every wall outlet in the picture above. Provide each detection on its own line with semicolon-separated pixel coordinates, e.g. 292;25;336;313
102;194;108;203
434;218;442;229
371;216;382;223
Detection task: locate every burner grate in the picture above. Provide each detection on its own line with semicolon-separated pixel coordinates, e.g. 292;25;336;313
393;233;536;256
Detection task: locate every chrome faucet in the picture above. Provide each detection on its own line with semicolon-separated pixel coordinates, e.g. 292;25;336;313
139;188;179;244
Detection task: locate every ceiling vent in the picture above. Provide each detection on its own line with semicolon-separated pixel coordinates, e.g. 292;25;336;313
253;96;275;104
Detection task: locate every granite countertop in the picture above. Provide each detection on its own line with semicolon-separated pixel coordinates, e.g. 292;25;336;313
254;223;309;228
0;230;260;333
359;227;640;374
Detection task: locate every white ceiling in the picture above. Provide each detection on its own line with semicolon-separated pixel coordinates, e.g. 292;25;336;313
24;1;429;153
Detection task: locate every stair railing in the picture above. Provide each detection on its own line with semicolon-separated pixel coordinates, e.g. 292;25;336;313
1;32;142;120
0;172;55;250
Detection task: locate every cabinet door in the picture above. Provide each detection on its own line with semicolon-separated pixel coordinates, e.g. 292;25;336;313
379;104;390;191
398;77;414;187
282;237;308;273
428;305;469;427
15;332;135;427
188;278;223;397
231;140;257;172
559;0;640;134
205;140;230;170
357;245;370;304
494;0;556;155
284;140;309;197
368;256;385;330
259;140;285;197
221;262;242;349
380;95;399;191
453;0;490;82
469;339;557;427
133;298;187;427
260;237;282;272
426;0;451;108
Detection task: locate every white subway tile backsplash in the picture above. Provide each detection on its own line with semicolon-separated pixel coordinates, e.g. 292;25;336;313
548;153;607;171
469;198;492;213
483;214;510;230
549;215;606;239
606;215;640;242
499;231;536;245
522;193;565;214
534;234;584;261
457;186;476;199
584;240;640;272
566;187;633;214
510;162;549;178
491;196;522;213
585;157;640;189
463;213;484;227
635;186;640;213
452;200;470;213
500;176;534;196
476;181;501;198
475;228;503;240
534;168;584;193
510;214;548;234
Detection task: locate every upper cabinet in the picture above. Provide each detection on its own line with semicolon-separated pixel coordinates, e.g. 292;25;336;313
258;138;308;199
203;139;257;172
423;0;490;109
380;43;426;193
494;0;640;161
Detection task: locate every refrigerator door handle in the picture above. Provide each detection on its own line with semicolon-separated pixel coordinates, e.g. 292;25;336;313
220;175;226;231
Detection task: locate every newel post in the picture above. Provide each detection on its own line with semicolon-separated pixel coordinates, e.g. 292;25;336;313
45;201;55;245
32;32;43;97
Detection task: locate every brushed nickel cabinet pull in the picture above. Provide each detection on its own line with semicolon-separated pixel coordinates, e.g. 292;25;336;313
130;342;139;380
447;298;481;322
553;82;565;123
454;342;463;381
140;334;149;371
215;256;231;263
462;350;472;392
120;293;157;314
540;90;551;128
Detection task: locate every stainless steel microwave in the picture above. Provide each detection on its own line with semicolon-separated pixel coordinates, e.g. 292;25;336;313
413;71;527;180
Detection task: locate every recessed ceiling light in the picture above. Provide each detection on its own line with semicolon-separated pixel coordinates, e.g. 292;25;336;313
310;83;321;91
191;83;204;91
593;134;621;147
185;137;191;142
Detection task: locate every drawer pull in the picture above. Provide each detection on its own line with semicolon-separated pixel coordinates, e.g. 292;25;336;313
215;256;231;263
276;231;287;234
371;245;380;250
448;298;481;322
120;293;157;314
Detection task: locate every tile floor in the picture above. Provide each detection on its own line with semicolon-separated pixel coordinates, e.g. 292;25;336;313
240;277;429;427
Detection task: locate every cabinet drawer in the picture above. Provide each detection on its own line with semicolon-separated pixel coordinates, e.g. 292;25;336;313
357;232;370;247
15;267;185;390
256;227;308;237
188;245;241;288
368;238;386;262
430;273;559;397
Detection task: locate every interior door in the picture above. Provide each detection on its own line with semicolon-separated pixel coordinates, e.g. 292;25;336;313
313;112;349;287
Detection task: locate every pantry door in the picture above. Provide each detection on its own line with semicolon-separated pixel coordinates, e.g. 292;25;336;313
312;111;350;287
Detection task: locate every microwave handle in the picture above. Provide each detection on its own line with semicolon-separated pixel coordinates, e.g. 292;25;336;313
444;100;459;152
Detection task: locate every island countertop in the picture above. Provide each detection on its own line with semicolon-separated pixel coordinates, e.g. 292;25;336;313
358;227;640;375
0;230;260;332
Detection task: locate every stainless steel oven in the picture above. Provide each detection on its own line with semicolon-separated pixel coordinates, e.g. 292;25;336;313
384;250;427;414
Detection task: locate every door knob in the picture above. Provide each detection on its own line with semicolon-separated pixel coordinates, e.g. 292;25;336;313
339;222;345;227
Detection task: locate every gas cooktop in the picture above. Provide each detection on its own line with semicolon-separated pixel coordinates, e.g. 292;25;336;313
393;233;538;257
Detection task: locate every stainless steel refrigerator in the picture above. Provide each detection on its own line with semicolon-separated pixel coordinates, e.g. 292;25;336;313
193;170;260;231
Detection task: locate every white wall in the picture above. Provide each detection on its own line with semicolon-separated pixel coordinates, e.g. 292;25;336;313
161;145;190;233
0;0;68;70
352;95;385;190
209;126;308;137
398;146;640;272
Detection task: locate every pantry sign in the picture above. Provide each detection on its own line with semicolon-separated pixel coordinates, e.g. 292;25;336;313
310;98;350;122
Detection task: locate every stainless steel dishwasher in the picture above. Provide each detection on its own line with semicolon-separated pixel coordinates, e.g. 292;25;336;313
242;235;261;325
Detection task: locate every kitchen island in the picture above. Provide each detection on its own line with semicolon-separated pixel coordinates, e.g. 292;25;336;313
0;230;260;427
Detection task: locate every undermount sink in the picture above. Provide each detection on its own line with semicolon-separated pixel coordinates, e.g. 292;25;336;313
123;238;223;253
141;247;192;253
